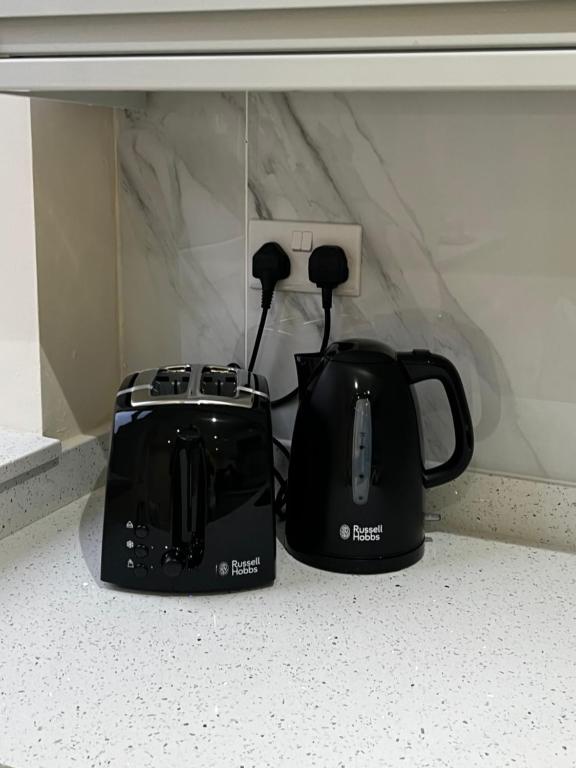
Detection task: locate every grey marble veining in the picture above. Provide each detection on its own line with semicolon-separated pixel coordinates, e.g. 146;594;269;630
117;93;246;375
117;91;576;484
0;489;575;768
248;92;576;480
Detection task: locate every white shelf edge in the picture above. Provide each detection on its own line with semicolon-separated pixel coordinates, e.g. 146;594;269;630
2;50;576;92
0;429;61;487
0;0;528;19
3;35;576;58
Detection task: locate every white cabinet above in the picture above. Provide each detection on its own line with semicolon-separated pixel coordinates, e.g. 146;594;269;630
0;0;539;16
1;1;576;96
1;1;575;56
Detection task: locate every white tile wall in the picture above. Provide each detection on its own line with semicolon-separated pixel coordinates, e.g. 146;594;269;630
117;91;576;483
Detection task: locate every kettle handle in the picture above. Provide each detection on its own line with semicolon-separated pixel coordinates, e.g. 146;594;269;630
399;349;474;489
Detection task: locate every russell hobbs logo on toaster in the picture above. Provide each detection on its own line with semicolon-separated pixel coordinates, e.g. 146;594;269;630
340;524;383;542
218;557;261;576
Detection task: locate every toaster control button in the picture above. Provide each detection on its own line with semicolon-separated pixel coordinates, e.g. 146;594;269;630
133;564;147;578
161;549;186;578
135;525;148;539
134;545;148;559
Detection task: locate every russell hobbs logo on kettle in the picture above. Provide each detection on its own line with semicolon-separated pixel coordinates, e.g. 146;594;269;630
339;524;351;540
217;557;261;576
340;524;383;542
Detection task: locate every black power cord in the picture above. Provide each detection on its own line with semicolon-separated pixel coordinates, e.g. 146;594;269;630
273;466;288;519
271;245;348;410
272;436;290;461
248;308;269;374
248;243;348;518
310;245;349;314
248;242;290;373
320;306;332;350
248;242;290;521
272;437;290;519
270;306;331;409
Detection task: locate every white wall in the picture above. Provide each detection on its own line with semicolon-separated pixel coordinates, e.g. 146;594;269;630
0;95;120;440
31;99;120;440
0;95;43;433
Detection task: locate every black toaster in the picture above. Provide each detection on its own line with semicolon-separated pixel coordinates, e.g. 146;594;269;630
101;364;275;592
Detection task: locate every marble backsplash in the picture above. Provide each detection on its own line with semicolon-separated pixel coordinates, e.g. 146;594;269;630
117;91;576;483
118;93;246;372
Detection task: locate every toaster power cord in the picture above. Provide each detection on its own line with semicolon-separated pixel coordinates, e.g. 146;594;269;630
248;307;269;373
248;242;291;373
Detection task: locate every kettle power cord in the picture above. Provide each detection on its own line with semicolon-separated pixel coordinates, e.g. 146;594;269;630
273;466;288;520
272;437;290;519
273;435;290;461
270;306;331;409
271;245;347;408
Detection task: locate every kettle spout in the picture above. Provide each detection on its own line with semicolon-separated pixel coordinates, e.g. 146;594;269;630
294;352;324;399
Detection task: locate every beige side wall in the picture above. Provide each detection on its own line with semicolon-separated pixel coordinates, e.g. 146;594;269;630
0;95;43;434
31;99;120;440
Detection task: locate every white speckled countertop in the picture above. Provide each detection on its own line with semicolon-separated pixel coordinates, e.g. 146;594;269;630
0;490;575;768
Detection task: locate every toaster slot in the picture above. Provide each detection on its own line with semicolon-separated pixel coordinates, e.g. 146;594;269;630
151;367;191;397
200;366;237;397
171;431;206;567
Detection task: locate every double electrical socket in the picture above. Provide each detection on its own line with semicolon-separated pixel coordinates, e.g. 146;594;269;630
248;219;362;296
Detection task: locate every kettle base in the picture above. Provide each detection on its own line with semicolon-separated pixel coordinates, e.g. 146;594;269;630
284;540;425;574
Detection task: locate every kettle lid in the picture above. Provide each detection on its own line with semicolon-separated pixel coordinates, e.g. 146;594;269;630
324;338;397;364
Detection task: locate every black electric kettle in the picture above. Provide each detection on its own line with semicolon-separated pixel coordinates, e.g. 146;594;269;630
285;339;474;573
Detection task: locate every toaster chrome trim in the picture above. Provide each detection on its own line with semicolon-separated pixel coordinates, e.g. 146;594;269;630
119;364;268;409
237;385;270;399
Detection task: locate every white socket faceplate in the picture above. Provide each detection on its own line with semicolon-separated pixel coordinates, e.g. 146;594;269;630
248;219;362;296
